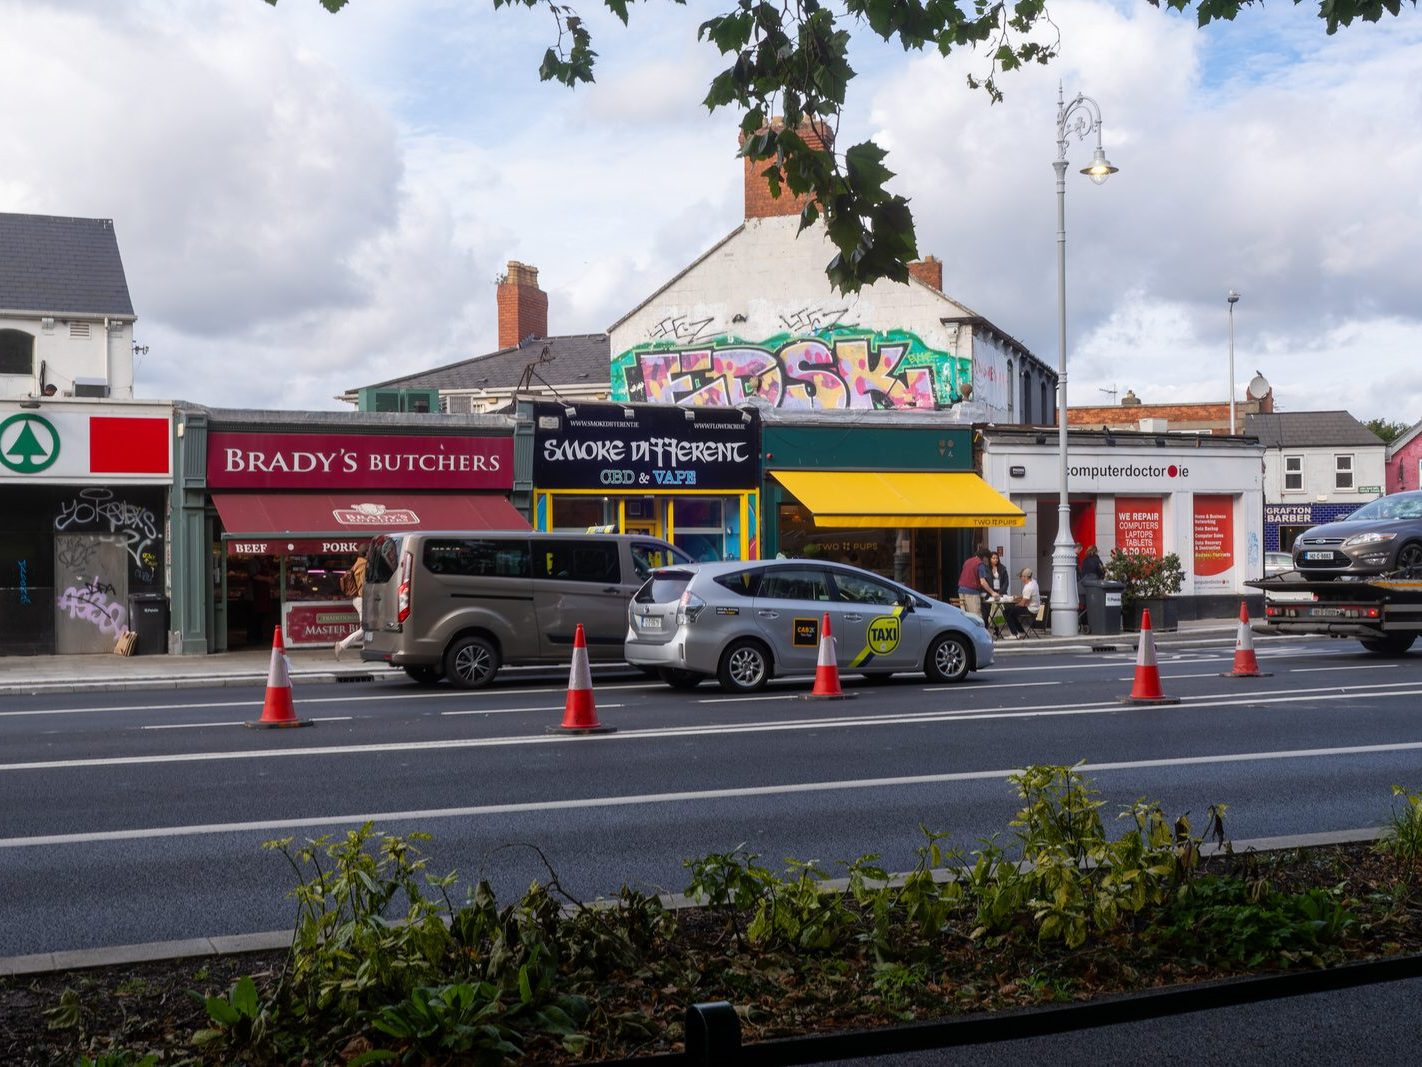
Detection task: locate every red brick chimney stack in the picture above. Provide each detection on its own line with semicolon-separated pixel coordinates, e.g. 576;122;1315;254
908;256;943;292
742;118;834;220
496;261;548;350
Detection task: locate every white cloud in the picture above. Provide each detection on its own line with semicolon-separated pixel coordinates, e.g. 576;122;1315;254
2;0;1418;422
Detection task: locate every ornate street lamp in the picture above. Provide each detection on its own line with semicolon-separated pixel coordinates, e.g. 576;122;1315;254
1052;85;1117;637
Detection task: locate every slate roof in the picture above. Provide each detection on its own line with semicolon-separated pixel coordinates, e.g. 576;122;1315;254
0;213;135;317
346;333;610;395
1245;411;1385;449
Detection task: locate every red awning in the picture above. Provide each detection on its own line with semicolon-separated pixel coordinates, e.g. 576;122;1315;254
214;492;529;555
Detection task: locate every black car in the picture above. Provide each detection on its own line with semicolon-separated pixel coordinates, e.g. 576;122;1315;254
1292;490;1422;577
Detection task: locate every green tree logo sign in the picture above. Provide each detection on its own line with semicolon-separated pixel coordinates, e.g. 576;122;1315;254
0;413;61;474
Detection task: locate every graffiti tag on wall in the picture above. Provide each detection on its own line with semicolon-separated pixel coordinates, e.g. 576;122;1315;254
611;328;970;411
17;560;30;605
54;488;159;568
56;580;127;637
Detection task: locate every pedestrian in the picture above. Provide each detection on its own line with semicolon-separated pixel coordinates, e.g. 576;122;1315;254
1002;567;1043;639
957;547;988;620
1080;545;1106;582
979;550;1011;632
334;555;368;661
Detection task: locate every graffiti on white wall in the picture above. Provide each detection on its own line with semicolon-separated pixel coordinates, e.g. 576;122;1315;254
611;328;970;411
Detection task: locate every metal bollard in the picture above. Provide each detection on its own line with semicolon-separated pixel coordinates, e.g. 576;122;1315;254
684;1000;741;1065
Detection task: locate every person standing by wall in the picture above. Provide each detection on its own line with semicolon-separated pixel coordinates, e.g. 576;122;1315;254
334;555;367;661
1080;545;1106;582
979;550;1010;628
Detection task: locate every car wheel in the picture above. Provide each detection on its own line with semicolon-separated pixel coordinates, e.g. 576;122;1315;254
659;667;705;690
925;633;972;683
1360;634;1416;657
860;672;896;684
444;635;500;689
1397;541;1422;576
717;639;771;693
403;665;443;686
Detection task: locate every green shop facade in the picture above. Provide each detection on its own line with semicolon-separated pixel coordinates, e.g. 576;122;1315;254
758;412;1025;600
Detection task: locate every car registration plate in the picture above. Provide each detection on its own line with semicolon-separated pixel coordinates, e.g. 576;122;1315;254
638;615;663;630
1308;607;1344;617
1303;551;1333;560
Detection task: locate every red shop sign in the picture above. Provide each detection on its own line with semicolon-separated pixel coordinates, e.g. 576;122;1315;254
207;432;513;490
283;601;359;647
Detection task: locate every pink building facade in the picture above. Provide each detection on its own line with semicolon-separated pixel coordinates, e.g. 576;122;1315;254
1388;421;1422;494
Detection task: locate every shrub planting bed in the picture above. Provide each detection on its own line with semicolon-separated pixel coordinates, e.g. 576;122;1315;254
6;768;1422;1066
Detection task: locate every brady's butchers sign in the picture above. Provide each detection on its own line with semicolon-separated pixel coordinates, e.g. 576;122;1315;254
207;432;513;490
531;400;759;491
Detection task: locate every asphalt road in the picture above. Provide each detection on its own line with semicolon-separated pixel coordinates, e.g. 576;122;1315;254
3;635;1422;959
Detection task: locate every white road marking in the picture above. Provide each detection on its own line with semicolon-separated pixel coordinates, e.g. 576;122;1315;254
5;682;1422;775
141;716;355;730
925;680;1061;692
698;694;802;704
7;735;1422;849
1290;665;1399;674
442;704;625;717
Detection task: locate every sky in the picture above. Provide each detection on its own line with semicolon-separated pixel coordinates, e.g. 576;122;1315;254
1;0;1418;423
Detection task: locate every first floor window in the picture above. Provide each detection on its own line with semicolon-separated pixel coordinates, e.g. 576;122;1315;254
0;329;34;375
1335;454;1354;490
1284;455;1303;491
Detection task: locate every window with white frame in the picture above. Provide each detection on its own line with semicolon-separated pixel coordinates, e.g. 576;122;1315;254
1335;454;1354;490
1283;455;1303;491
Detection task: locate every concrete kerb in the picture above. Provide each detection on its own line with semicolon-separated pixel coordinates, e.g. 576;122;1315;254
0;826;1385;978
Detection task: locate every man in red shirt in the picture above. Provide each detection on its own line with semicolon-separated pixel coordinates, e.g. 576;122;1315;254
956;548;988;619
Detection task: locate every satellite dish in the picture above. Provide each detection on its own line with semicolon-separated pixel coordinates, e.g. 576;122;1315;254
1246;373;1271;400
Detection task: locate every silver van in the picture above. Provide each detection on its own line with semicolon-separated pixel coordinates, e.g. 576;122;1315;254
361;531;691;688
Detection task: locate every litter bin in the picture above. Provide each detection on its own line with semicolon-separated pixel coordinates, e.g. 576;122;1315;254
1081;578;1125;636
127;593;169;656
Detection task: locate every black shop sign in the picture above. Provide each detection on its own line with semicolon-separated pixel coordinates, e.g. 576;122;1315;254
532;401;759;491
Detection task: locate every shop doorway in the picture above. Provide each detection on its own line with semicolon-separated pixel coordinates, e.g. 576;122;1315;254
226;555;281;650
54;534;130;654
1035;497;1096;598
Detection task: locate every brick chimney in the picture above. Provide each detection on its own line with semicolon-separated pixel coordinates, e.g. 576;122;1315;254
741;117;834;220
496;261;548;350
908;256;943;291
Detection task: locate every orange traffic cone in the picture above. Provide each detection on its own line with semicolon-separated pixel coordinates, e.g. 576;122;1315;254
1120;609;1180;706
1221;601;1271;678
800;613;857;701
246;626;312;728
550;624;616;734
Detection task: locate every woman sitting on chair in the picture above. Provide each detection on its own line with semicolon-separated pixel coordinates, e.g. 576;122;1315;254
1002;567;1043;640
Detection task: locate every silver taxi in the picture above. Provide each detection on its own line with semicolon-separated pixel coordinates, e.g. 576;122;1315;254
624;559;994;693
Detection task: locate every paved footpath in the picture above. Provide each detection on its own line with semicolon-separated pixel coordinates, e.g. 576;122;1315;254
0;619;1247;696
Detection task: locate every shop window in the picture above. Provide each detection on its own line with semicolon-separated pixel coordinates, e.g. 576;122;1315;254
424;539;530;578
757;566;831;601
831;571;900;605
535;539;619;583
551;496;605;530
1283;455;1303;491
778;503;896;576
1335;454;1354;490
674;498;723;527
0;329;34;375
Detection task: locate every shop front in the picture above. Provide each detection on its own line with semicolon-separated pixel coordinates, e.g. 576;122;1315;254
760;414;1024;598
981;428;1265;615
526;399;760;561
1264;502;1363;553
0;400;172;655
204;426;522;650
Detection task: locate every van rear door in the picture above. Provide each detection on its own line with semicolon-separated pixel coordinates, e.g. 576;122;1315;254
532;538;629;660
363;535;406;636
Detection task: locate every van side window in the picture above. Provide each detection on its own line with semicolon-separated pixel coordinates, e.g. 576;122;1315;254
535;540;620;584
366;536;402;583
425;539;531;578
631;541;693;579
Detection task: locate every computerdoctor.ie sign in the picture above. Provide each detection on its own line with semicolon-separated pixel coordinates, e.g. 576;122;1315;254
531;401;759;491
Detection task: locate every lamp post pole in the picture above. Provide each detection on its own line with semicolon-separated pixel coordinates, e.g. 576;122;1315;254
1227;291;1240;434
1051;85;1117;637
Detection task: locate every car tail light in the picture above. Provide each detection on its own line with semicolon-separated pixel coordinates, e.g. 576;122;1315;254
397;554;412;625
677;590;707;626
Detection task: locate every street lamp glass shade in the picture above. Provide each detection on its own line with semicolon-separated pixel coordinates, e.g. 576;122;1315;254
1081;147;1118;185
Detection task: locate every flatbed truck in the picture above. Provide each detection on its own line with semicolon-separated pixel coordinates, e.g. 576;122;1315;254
1247;575;1422;656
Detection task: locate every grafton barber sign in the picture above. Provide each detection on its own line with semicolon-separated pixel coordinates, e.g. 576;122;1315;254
206;432;513;490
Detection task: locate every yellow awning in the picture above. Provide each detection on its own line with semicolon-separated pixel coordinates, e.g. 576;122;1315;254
771;470;1025;528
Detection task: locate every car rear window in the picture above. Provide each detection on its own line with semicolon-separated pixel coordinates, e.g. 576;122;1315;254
635;570;694;604
712;570;761;597
366;536;402;584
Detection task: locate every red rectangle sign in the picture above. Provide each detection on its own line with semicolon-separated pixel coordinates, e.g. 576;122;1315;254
1192;494;1234;588
89;417;170;474
207;432;513;490
1115;497;1163;556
